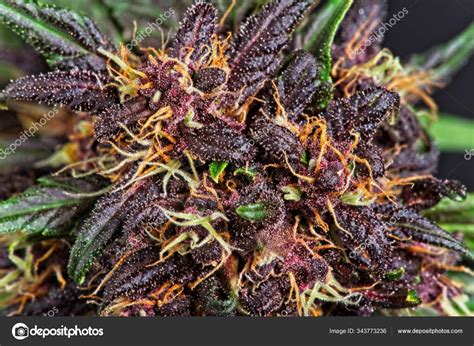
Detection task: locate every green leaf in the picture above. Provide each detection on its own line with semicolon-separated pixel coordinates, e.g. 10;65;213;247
236;202;268;222
439;224;474;234
67;189;129;284
439;224;474;252
183;109;204;129
209;161;229;183
385;267;405;281
394;208;471;257
424;193;474;224
233;167;257;179
39;0;122;40
300;150;309;165
281;186;302;202
409;23;474;83
424;193;474;252
39;0;177;43
340;189;376;206
406;289;421;305
0;137;52;173
0;0;114;71
427;114;474;152
303;0;353;109
0;175;101;236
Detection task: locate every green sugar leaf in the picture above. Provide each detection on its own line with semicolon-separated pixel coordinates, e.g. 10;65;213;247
209;161;229;183
236;203;268;222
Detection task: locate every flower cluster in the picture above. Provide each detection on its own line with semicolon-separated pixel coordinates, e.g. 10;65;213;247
0;0;472;317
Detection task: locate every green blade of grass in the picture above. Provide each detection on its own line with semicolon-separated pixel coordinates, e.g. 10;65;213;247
428;114;474;152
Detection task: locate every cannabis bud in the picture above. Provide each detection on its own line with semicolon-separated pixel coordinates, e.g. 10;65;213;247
0;0;472;317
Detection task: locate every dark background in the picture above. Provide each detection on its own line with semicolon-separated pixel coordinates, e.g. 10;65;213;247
384;0;474;190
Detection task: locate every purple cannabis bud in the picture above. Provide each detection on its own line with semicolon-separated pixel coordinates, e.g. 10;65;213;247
0;0;472;317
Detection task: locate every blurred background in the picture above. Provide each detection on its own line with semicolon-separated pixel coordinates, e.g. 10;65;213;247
385;0;474;190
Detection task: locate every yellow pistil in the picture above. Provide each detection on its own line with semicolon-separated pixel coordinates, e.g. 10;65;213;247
333;49;441;116
312;209;329;233
326;199;353;238
219;0;236;27
99;46;151;102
